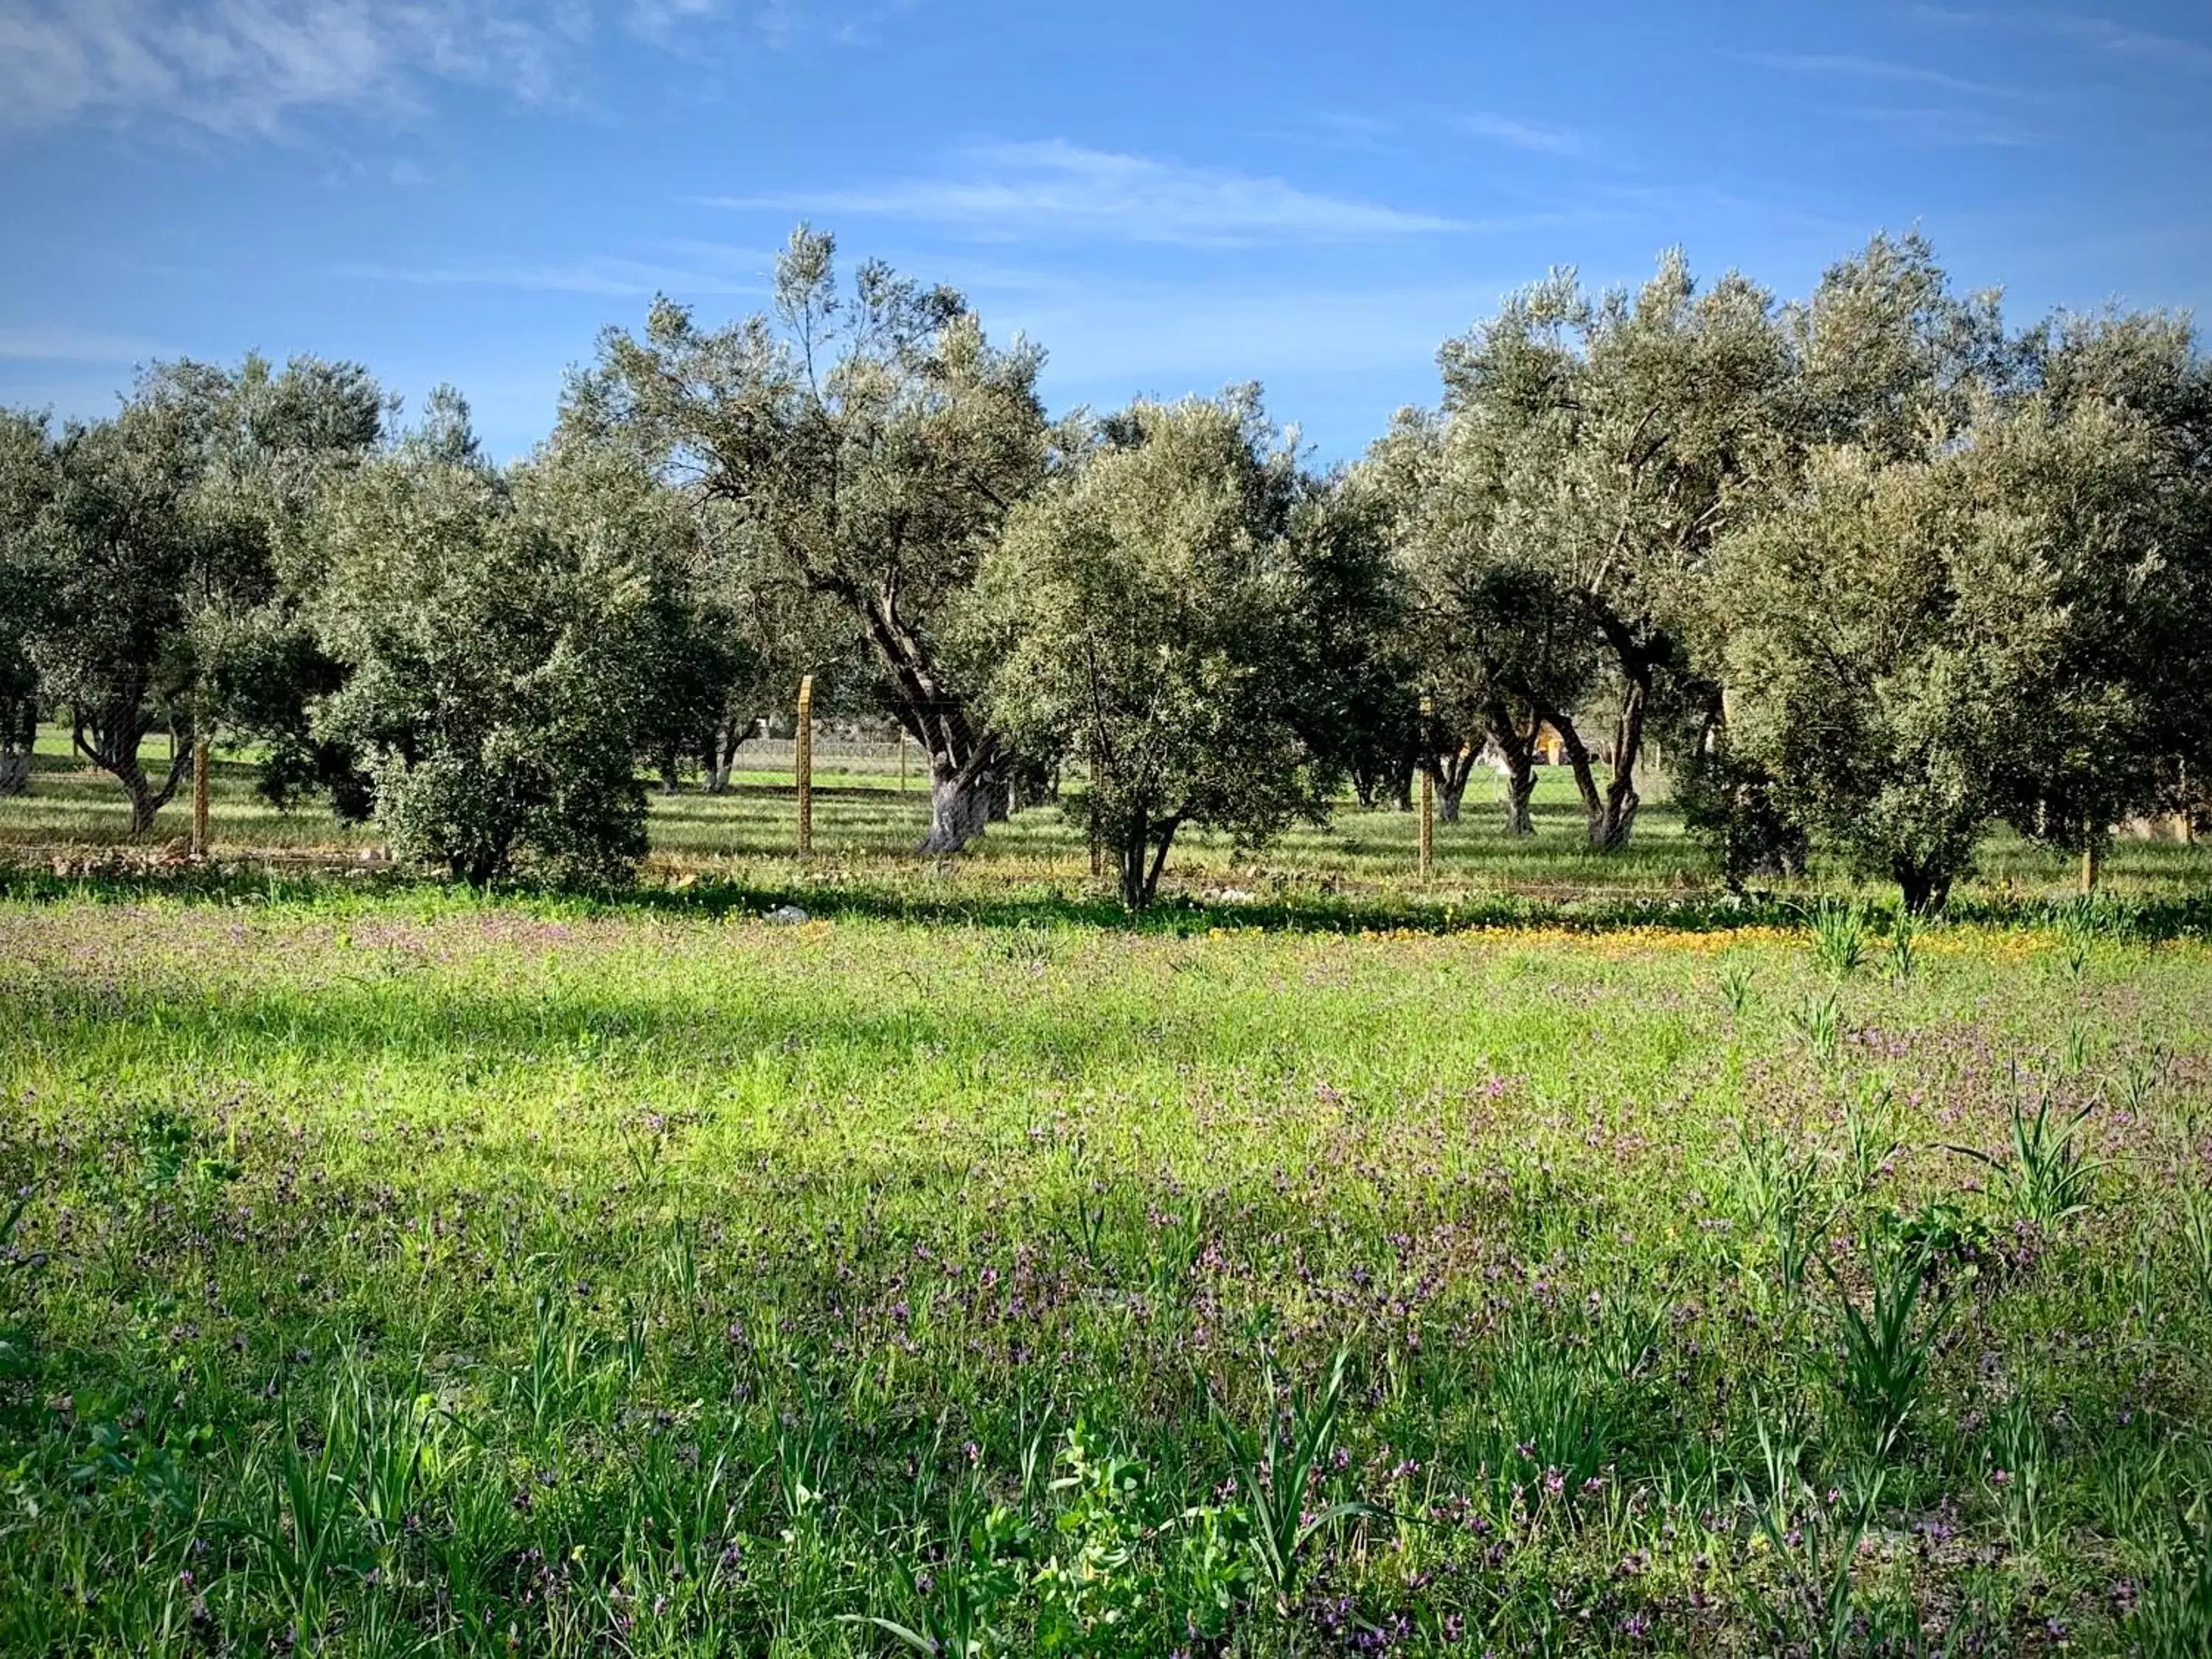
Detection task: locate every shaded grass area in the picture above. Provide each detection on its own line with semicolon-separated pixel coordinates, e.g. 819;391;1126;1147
3;895;2212;1652
8;857;2212;948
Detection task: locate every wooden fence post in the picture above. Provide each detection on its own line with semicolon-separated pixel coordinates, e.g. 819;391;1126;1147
1418;694;1434;883
191;737;209;858
796;675;814;858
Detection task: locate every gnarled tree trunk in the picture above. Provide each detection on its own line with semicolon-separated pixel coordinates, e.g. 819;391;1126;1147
855;589;1005;855
1482;696;1543;836
0;698;30;798
925;742;1005;855
702;715;754;795
1535;698;1607;846
1116;803;1182;910
1432;742;1480;825
1568;614;1658;852
1896;858;1954;917
1503;762;1536;836
73;688;189;836
1590;648;1650;851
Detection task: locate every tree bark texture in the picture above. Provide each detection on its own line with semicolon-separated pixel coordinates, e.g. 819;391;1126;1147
852;587;1004;854
1481;697;1543;837
0;700;31;797
74;689;189;836
1593;669;1648;852
702;717;754;795
925;748;1004;856
1895;859;1954;917
1432;743;1480;826
1537;700;1604;844
1116;804;1182;910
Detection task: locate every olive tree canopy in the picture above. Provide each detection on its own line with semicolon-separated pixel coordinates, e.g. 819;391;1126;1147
972;394;1336;908
1;355;384;832
1435;254;1792;849
1719;387;2191;912
567;226;1050;852
1362;407;1600;834
306;399;660;886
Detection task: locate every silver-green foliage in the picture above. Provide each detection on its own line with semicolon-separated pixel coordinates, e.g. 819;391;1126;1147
1720;383;2191;914
307;400;661;884
1;355;384;831
975;393;1336;908
573;226;1051;854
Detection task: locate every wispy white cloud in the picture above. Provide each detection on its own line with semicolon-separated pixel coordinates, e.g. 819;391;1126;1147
1734;46;2040;145
1448;111;1585;155
1268;110;1407;155
1736;50;2014;97
1895;5;1993;23
334;251;765;296
0;0;573;135
1001;279;1517;389
316;150;435;188
1850;104;2034;147
755;0;917;49
705;139;1467;246
628;0;723;41
2045;12;2212;72
1896;8;2212;74
0;323;162;361
1585;180;1867;244
0;0;907;137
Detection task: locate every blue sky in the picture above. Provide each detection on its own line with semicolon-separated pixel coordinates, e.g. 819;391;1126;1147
2;1;2208;462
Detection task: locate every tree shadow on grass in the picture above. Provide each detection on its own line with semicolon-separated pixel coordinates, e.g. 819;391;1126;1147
4;859;2211;942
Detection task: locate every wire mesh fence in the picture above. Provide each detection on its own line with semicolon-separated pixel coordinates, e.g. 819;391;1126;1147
742;735;919;780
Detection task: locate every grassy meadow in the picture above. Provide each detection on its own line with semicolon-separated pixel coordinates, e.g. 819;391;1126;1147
1;888;2211;1655
4;722;2207;906
4;731;2212;1653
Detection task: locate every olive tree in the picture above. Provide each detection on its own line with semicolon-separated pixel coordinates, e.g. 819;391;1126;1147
1711;240;2207;903
1665;234;2019;885
1719;388;2183;912
971;394;1335;908
1256;467;1417;819
0;411;49;796
1785;232;2015;462
306;401;658;885
1;357;383;832
1363;408;1599;832
1999;309;2212;879
651;512;860;797
14;400;210;832
1436;254;1790;848
569;226;1048;852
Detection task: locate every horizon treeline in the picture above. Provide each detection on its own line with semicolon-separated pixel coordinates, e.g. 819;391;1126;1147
2;226;2207;911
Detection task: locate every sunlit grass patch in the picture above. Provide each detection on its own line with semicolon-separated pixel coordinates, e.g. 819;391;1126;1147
1;894;2210;1650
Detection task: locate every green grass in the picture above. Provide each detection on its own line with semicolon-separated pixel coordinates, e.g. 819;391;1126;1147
6;723;2208;908
4;888;2212;1652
